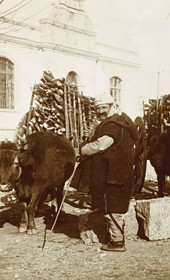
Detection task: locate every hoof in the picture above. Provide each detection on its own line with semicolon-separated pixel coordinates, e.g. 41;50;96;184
158;193;164;198
27;228;38;235
18;224;27;233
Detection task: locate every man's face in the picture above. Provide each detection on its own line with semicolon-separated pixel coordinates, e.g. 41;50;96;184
96;103;111;121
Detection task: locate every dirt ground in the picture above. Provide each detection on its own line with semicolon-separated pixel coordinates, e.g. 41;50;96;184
0;186;170;280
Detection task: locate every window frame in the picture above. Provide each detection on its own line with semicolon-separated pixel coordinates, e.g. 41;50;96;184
109;76;122;106
0;57;14;110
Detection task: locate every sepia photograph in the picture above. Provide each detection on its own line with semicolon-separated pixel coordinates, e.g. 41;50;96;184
0;1;170;279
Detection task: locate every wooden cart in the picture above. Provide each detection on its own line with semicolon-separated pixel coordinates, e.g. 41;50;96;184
133;94;170;195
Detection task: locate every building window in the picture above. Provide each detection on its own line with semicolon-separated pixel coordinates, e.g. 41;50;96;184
110;76;122;106
66;71;79;87
0;57;14;109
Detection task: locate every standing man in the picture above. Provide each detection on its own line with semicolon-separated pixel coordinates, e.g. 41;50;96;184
71;95;137;252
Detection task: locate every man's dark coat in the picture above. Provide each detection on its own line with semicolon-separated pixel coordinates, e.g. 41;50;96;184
71;113;137;214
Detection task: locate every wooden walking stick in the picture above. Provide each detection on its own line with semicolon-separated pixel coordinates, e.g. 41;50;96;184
42;161;78;250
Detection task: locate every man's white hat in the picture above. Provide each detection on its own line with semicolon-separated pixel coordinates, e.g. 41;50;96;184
95;94;114;106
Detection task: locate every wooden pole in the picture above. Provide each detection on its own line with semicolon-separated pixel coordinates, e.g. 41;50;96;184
25;88;35;137
63;83;69;139
81;93;88;134
67;85;74;145
77;91;83;142
72;87;79;148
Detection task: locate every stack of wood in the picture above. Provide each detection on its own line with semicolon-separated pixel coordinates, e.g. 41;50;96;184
161;94;170;129
143;94;170;146
15;71;96;148
31;71;65;135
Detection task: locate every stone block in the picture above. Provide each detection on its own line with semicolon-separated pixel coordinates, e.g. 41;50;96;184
78;210;108;244
78;200;139;244
124;199;138;238
135;197;170;240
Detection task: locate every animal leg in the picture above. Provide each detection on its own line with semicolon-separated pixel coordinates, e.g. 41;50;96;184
49;186;64;224
157;173;165;197
56;185;65;222
27;186;43;234
18;202;28;233
48;188;57;218
56;185;64;210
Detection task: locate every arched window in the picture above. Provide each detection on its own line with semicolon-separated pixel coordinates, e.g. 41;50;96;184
0;57;14;109
110;76;122;105
66;71;79;87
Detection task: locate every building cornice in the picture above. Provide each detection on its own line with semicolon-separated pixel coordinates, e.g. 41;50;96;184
0;34;140;68
99;55;141;69
97;42;138;56
40;18;96;37
0;16;40;31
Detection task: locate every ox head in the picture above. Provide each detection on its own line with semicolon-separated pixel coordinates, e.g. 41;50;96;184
0;141;19;191
0;134;29;191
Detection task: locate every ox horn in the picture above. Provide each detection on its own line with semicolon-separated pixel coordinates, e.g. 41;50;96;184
16;134;26;143
16;134;26;145
12;156;22;180
13;156;19;164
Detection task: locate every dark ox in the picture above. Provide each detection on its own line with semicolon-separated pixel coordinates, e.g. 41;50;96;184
7;131;76;234
0;141;18;191
148;129;170;197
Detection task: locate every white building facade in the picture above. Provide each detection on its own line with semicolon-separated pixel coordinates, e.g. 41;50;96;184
0;0;141;141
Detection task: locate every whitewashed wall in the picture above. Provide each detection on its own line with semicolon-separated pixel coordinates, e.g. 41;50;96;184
0;1;141;141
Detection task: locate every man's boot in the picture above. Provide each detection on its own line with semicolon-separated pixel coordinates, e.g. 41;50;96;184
101;240;126;252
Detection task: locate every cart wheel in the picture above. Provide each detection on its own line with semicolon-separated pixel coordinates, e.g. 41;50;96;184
133;116;147;195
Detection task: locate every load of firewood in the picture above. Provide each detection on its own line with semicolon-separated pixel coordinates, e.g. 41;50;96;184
161;94;170;127
15;71;95;148
143;94;170;146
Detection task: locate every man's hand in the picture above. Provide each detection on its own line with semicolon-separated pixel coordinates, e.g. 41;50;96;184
82;128;90;141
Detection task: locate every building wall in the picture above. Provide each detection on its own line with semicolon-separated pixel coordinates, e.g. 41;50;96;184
0;1;141;141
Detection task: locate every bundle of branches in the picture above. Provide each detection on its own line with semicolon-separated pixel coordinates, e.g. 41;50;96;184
143;94;170;146
31;71;66;135
161;94;170;128
63;84;95;148
15;71;96;148
15;71;65;143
